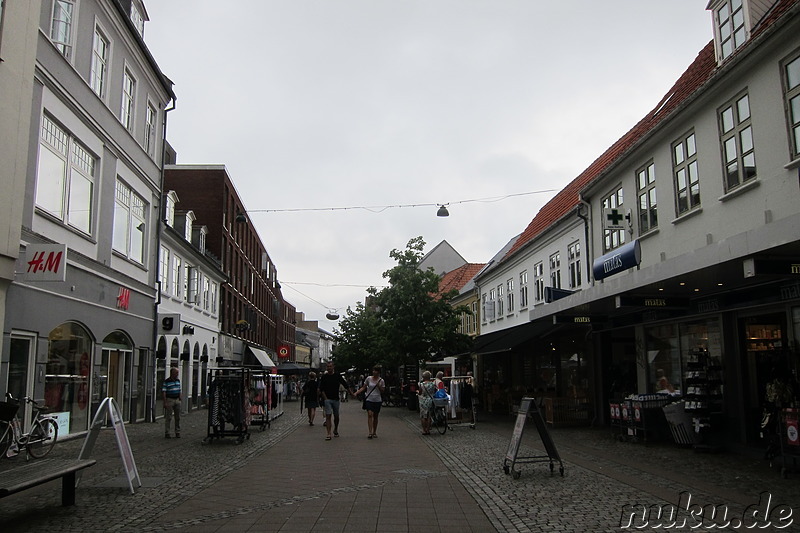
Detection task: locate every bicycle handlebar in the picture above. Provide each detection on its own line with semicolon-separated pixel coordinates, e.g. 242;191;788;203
4;392;42;408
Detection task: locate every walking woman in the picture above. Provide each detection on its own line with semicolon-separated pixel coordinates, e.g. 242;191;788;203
417;371;437;435
355;366;385;439
302;372;319;425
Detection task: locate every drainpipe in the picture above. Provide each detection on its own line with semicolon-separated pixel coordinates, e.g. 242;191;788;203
576;197;593;286
149;95;176;423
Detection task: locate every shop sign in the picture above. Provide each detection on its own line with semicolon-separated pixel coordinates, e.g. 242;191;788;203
592;240;641;282
616;296;690;309
786;409;799;446
23;243;67;282
278;345;290;359
553;315;603;324
117;286;131;310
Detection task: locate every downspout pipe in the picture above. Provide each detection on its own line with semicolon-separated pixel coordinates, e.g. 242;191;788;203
149;95;176;422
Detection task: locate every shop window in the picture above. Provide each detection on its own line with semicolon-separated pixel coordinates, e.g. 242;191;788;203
45;322;94;436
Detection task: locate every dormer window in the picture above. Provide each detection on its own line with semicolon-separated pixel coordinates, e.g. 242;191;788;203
130;0;146;38
709;0;748;62
184;211;195;241
164;190;178;227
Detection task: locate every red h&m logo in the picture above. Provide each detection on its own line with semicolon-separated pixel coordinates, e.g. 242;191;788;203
117;287;131;310
23;244;68;282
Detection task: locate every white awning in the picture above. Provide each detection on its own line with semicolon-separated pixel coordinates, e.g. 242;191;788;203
247;346;276;368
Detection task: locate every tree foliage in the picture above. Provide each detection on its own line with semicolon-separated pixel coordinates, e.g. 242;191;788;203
333;237;472;372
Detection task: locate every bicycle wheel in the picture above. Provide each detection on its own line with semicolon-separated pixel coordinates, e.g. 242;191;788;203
0;423;12;459
27;418;57;458
435;406;447;435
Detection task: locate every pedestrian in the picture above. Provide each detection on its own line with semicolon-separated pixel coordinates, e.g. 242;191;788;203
354;366;386;439
435;371;446;391
302;372;319;426
417;371;436;435
162;366;181;438
319;361;354;440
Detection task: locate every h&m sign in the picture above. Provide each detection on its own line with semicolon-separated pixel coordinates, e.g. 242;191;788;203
23;243;67;282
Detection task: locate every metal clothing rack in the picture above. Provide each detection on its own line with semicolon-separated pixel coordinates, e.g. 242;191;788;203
443;375;477;430
204;367;251;444
249;371;270;431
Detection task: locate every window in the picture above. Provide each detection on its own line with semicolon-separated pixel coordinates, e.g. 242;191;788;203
506;279;514;314
164;191;177;227
90;29;109;98
783;54;800;159
172;256;182;298
636;162;657;233
185;264;198;303
533;262;544;303
210;282;218;313
715;0;746;61
159;246;169;293
488;289;497;321
481;293;488;323
121;69;136;131
549;253;561;289
113;180;145;263
719;92;756;191
602;187;625;251
672;131;700;214
50;0;74;59
36;115;95;234
144;102;157;157
496;285;504;317
568;242;581;289
519;270;529;309
130;1;145;37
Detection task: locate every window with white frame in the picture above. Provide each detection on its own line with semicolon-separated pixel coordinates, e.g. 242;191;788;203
672;131;701;214
50;0;74;59
210;281;218;313
36;115;95;234
164;191;177;227
113;180;146;263
519;270;529;308
202;276;210;310
130;1;145;38
568;242;581;289
506;279;514;314
636;162;657;233
496;285;504;317
185;264;198;303
783;53;800;160
602;187;625;252
719;92;756;191
549;252;561;289
715;0;746;61
481;293;488;323
159;246;169;293
90;28;110;98
172;255;182;298
488;288;497;321
533;262;544;303
121;68;136;131
471;301;478;333
144;102;158;157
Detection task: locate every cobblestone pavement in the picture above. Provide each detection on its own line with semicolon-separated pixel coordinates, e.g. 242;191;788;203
1;401;799;532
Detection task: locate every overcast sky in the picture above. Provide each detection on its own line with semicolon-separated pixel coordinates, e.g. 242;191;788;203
144;1;713;331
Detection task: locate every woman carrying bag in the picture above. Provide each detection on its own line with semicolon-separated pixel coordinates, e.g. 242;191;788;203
354;366;385;439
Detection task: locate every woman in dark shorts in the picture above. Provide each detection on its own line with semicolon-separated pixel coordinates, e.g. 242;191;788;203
355;366;386;439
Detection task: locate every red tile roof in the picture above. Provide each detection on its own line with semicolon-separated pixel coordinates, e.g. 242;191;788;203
435;263;486;299
501;0;799;264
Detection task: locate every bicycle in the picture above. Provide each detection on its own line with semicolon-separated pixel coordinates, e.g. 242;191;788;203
0;393;59;460
432;398;449;434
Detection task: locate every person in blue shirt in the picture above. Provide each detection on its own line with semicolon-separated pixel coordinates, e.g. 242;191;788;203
162;367;181;438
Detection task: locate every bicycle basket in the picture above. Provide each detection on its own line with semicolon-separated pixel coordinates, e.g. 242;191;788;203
0;401;19;422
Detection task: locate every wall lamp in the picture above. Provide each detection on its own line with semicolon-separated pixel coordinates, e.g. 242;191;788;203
235;211;248;223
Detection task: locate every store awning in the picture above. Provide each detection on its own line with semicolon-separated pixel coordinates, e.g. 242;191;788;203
276;361;310;374
472;321;557;356
247;346;276;368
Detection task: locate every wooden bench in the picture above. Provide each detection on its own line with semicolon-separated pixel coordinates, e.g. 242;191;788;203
0;458;97;506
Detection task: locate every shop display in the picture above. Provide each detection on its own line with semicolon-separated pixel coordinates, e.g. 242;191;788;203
682;348;723;448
